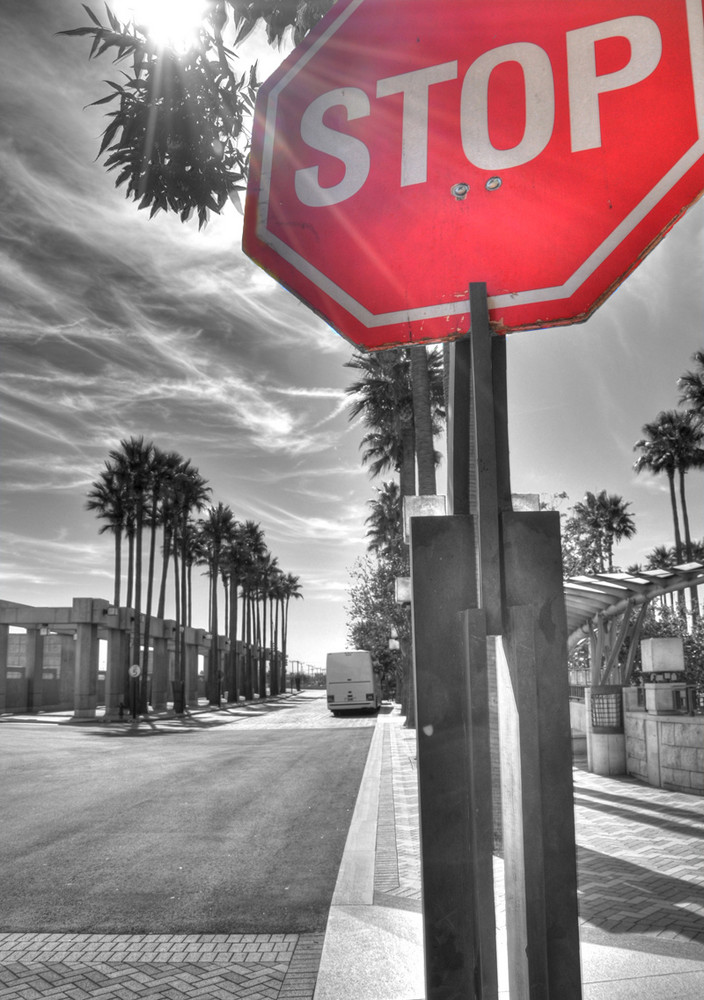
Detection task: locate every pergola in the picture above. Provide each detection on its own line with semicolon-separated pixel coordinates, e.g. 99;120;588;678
564;562;704;685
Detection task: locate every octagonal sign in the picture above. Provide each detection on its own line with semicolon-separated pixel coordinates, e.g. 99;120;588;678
243;0;704;349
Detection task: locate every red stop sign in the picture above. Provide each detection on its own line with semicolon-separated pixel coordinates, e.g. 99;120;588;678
243;0;704;349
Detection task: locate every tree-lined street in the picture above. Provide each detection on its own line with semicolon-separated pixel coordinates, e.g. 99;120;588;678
0;692;373;934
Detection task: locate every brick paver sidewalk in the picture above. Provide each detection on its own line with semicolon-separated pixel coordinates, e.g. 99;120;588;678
0;933;323;999
380;714;704;947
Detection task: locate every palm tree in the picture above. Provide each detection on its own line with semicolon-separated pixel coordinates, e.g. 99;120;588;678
635;415;685;563
140;448;183;683
171;465;210;703
268;567;285;696
279;573;303;695
410;345;438;495
645;544;678;610
222;520;251;702
254;551;279;700
108;437;154;696
678;349;704;420
85;461;131;607
198;502;236;705
365;481;404;559
237;521;267;700
346;347;445;507
598;491;637;572
346;349;417;498
570;490;636;573
635;410;704;563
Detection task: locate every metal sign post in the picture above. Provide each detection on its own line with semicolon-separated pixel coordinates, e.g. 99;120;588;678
410;283;582;999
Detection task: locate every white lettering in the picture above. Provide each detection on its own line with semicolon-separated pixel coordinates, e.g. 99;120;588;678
377;62;458;185
566;16;662;152
461;42;555;169
295;88;371;207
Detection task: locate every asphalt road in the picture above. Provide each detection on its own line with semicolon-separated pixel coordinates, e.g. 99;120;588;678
0;692;375;934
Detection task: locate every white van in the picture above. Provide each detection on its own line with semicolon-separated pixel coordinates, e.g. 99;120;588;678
326;650;382;715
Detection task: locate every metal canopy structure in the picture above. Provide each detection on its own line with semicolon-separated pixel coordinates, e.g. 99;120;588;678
565;563;704;685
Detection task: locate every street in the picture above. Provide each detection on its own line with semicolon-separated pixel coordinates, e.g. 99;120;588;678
0;691;375;935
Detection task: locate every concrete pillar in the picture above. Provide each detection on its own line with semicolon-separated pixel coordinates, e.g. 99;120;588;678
585;687;627;776
0;624;8;713
185;630;199;708
152;635;169;711
25;628;45;713
74;613;99;720
105;628;128;719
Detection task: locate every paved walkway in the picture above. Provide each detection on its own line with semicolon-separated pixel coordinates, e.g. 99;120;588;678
1;700;703;998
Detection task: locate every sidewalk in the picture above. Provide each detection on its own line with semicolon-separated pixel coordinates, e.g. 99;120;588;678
315;706;704;1000
1;701;703;999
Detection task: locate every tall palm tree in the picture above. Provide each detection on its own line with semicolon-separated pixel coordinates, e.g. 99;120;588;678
346;347;445;505
140;449;184;685
634;410;704;563
634;415;685;563
198;502;236;705
279;572;303;695
222;520;251;701
237;521;267;700
254;551;279;700
85;461;131;607
108;437;154;689
172;465;211;702
346;349;417;499
268;567;285;696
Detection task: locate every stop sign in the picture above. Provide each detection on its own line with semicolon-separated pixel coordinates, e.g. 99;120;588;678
243;0;704;349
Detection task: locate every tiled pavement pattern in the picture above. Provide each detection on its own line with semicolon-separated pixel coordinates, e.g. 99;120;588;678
0;933;324;1000
374;721;422;912
573;767;704;943
376;717;704;946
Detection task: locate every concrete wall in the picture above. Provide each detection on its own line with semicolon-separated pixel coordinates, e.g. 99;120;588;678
6;633;75;711
626;711;704;795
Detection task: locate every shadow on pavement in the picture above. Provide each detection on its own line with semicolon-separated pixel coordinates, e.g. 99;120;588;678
574;789;704;840
577;844;704;943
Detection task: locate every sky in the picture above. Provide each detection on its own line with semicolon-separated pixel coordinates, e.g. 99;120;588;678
1;0;702;670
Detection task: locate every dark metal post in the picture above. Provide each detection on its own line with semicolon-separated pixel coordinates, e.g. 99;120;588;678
411;515;498;1000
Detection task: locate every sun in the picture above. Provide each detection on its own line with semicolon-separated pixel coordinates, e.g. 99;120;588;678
117;0;210;53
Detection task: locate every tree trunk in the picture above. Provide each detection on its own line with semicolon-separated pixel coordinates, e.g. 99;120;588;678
410;344;437;495
228;581;239;702
173;545;182;692
399;422;416;500
140;498;159;706
208;561;220;705
678;468;700;620
260;594;268;700
126;531;135;609
132;503;144;710
667;470;687;614
157;523;171;619
113;527;122;608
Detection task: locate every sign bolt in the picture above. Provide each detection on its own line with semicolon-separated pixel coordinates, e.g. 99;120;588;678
451;182;470;200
